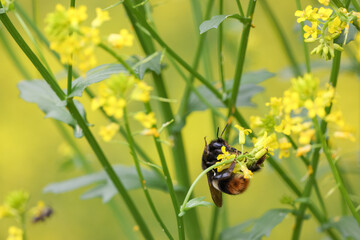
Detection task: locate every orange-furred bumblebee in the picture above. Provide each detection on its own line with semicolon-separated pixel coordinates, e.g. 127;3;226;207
202;125;265;207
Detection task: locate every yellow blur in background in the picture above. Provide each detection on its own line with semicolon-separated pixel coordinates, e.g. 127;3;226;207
0;0;359;239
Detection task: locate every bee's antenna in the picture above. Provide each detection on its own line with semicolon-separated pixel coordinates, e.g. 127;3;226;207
216;127;220;138
220;123;229;138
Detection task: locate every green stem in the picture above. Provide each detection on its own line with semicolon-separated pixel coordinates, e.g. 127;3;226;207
313;119;360;224
226;0;257;120
144;102;185;240
292;50;342;240
0;7;65;100
261;0;302;76
121;2;203;238
67;100;154;239
67;0;75;95
209;207;220;240
218;0;225;92
235;0;245;17
20;213;27;240
54;121;138;240
122;106;173;240
177;0;215;121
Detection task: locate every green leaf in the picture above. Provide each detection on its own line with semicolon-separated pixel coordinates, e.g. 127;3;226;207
179;197;212;217
199;14;248;34
186;69;274;115
18;80;88;138
334;23;357;45
219;209;291;240
68;53;163;97
321;216;360;240
43;165;167;203
69;63;128;97
133;51;163;79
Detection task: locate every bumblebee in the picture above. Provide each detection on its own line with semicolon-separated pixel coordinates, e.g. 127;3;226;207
202;125;265;207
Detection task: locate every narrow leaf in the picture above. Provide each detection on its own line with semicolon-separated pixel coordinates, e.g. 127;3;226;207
321;216;360;239
179;197;212;217
43;165;168;203
219;209;291;240
199;14;248;34
133;51;163;79
18;80;88;138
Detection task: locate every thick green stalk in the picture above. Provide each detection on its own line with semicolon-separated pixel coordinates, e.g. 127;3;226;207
0;9;65;100
122;106;174;240
226;0;257;118
121;2;203;238
66;0;75;95
176;0;215;121
313;119;360;224
144;102;185;240
261;0;302;76
292;50;342;240
67;100;154;239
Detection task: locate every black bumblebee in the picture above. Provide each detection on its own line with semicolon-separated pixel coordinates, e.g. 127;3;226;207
202;125;265;207
32;206;53;223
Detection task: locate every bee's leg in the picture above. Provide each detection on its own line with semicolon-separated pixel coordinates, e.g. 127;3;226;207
213;160;236;180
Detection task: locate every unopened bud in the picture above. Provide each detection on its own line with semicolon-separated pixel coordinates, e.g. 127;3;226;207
333;43;344;51
255;148;267;160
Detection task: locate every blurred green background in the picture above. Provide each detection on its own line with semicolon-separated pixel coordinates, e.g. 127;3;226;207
0;0;359;239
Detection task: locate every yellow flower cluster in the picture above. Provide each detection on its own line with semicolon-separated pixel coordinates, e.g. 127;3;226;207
295;5;359;60
0;190;29;219
250;73;354;158
45;5;109;73
7;226;23;240
92;73;155;141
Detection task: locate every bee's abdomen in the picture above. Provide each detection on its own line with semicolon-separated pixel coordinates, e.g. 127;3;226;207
216;174;249;195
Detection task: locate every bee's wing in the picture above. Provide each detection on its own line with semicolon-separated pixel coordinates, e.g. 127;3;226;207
207;172;222;207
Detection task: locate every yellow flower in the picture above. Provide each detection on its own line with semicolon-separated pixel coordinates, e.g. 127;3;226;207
7;226;23;240
296;145;312;157
303;22;319;40
216;146;236;172
234;124;252;145
295;5;319;23
99;123;120;142
250;116;262;129
103;97;126;119
134;112;157;129
241;165;253;179
278;137;292;159
141;128;160;137
334;126;356;142
253;132;278;156
283;90;300;114
299;129;316;145
325;110;345;127
131;81;153;102
275;116;303;135
266;97;283;116
328;16;346;34
318;7;333;21
0;205;13;219
108;29;134;49
91;8;110;28
291;73;319;101
304;98;326;118
318;0;330;6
